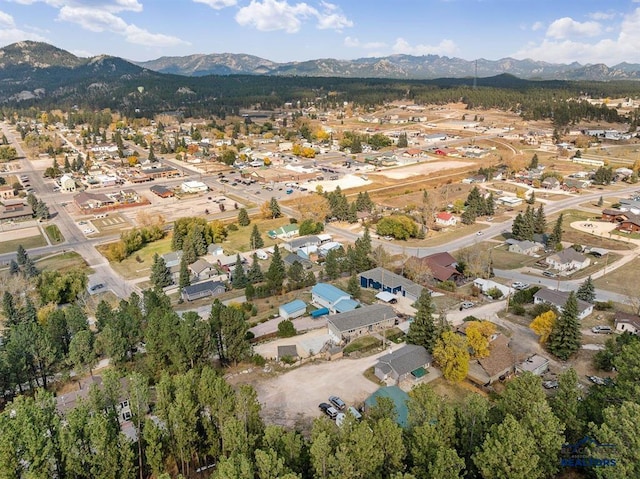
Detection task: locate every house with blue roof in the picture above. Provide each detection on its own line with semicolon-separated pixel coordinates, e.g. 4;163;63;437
279;299;307;320
311;283;359;314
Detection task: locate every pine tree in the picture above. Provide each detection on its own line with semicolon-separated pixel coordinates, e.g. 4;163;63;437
250;224;264;249
23;257;39;278
237;208;250;226
549;213;564;248
269;197;281;219
534;204;546;234
512;213;524;240
347;274;361;299
407;289;438;352
597;196;604;207
576;276;595;303
2;291;17;325
178;257;191;289
232;255;248;289
527;190;536;205
324;249;340;280
547;291;581;360
150;253;172;290
9;259;20;275
247;253;264;284
397;132;408;148
529;154;539;169
266;245;285;292
485;192;495;215
16;244;27;265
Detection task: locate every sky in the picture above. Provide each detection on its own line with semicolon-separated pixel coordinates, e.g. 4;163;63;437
2;0;640;65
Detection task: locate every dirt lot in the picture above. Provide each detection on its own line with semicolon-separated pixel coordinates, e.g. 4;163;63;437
228;350;389;429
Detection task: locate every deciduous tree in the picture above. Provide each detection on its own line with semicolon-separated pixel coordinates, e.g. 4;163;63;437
432;331;469;382
529;310;557;344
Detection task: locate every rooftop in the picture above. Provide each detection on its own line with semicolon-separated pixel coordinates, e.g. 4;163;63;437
328;304;396;333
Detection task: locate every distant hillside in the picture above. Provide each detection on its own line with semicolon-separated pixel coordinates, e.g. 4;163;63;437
135;51;640;81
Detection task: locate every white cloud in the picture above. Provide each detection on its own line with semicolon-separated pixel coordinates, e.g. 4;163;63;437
236;0;352;33
589;11;616;21
344;36;386;49
0;10;16;27
546;17;602;39
193;0;237;9
0;8;48;43
531;21;543;32
392;37;459;56
11;0;143;13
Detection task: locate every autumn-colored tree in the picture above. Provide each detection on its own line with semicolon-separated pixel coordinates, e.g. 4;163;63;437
433;331;470;382
260;201;273;219
529;310;557;344
465;321;496;358
295;195;330;223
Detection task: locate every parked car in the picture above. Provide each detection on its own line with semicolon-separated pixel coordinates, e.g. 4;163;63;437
460;301;475;310
89;283;105;292
542;271;557;278
542;380;558;389
512;282;530;290
329;396;346;411
318;402;338;419
592;325;613;334
588;375;606;385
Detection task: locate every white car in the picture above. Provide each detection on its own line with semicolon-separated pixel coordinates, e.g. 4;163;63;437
83;228;95;234
512;282;529;290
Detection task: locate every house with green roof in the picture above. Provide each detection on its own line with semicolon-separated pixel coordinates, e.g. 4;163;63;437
267;223;299;239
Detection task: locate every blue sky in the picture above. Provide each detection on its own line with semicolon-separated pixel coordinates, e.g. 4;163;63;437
1;0;640;65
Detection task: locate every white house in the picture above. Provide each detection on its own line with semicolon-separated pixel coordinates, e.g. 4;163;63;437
545;248;591;272
279;299;307;320
59;174;76;193
614;311;640;335
311;283;359;314
533;289;594;320
435;212;457;227
473;278;514;298
506;239;542;256
181;181;208;194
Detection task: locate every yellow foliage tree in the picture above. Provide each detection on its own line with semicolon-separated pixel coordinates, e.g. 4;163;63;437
260;201;273;219
37;303;58;325
433;331;470;382
516;188;526;199
291;144;302;156
128;156;139;167
301;147;316;158
530;310;557;344
315;129;330;142
295;195;330;223
465;321;496;358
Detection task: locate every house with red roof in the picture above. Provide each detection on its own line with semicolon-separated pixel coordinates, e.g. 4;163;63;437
435;211;457;227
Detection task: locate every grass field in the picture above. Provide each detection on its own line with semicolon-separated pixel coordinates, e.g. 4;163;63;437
223;217;291;252
429;377;487;402
593;256;640;301
488;244;539;270
0;233;46;254
44;224;64;244
548;209;635;250
35;251;91;274
100;236;173;279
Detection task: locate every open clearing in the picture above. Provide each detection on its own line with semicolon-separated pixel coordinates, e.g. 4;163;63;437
593;256;640;302
379;160;474;180
0;225;40;241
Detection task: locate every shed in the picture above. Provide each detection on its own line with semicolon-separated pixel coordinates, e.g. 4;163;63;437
276;345;298;362
364;386;409;427
279;300;307;320
375;291;397;303
516;354;550;376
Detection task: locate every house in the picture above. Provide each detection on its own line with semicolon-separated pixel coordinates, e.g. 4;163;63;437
207;244;224;256
498;196;523;207
318;241;343;256
267;224;299;239
533;289;594;320
364;386;409;427
563;178;590;190
161;250;183;269
74;191;113;210
0;202;33;222
311;283;359;314
181;180;208;193
59;174;76;193
506;238;542;256
327;304;397;343
150;185;175;198
467;334;515;386
614;311;640;335
601;208;625;222
277;345;298;362
545;248;591;272
279;299;307;320
283;253;312;269
359;267;424;302
283;235;320;252
181;280;225;302
410;252;463;284
541;177;560;190
516;354;550;376
473;278;513;298
618;215;640;233
0;185;14;200
188;258;216;280
435;211;457;227
374;344;432;385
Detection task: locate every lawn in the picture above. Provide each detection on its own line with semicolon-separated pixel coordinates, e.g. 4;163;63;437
429;377;487;401
0;233;47;254
593;256;640;301
222;217;292;253
44;224;64;244
548;209;635;250
489;244;538;270
36;251;91;274
99;236;173;279
343;336;382;355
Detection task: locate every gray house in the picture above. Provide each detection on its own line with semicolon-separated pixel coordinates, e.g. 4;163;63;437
533;289;594;320
374;344;432;385
327;304;397;343
506;239;542;256
181;281;225;302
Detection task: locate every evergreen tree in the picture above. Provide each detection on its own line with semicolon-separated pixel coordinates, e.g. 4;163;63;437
287;261;305;290
23;257;39;278
534;204;546;235
323;249;341;280
16;244;27;265
347;274;361;299
148;144;155;161
576;276;595;303
232;255;248;289
250;224;264;249
397;132;408;148
526;190;536;205
352;227;373;272
549;213;563;248
2;291;18;325
407;289;438;352
511;213;524;240
547;291;581;360
9;259;20;275
247;253;264;284
266;245;286;292
597;196;604;207
461;208;476;225
150;253;172;290
237;208;251;226
269;197;281;219
178;257;191;289
485;192;495;215
529;154;539;169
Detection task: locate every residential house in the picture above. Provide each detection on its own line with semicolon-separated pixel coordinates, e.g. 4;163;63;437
181;280;225;302
516;354;550;376
498;196;523;207
601;208;625;222
533;289;594;320
150;185;175;198
0;185;14;200
411;252;463;285
267;224;299;240
327;304;397;343
59;174;76;193
541;177;560;190
188;258;216;281
545;248;591;272
311;283;359;314
73;191;113;210
318;241;343;256
506;238;542;256
283;235;320;252
466;334;515;386
473;278;514;298
283;253;312;270
207;244;224;256
161;251;183;269
435;212;457;227
614;311;640;335
374;344;432;386
563;178;590;190
618;214;640;233
279;299;307;320
359;267;424;302
0;202;33;222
